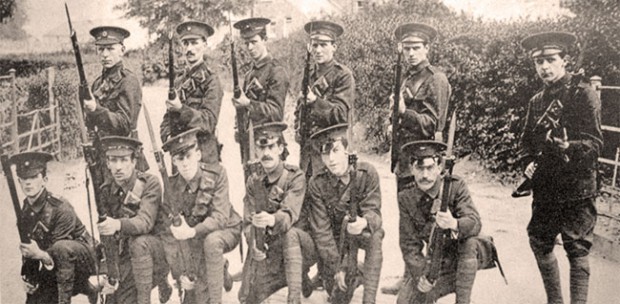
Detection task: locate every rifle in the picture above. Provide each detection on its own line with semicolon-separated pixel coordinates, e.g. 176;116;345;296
168;31;176;101
331;154;363;303
390;44;404;173
65;3;119;298
511;99;565;198
296;44;313;168
1;155;42;290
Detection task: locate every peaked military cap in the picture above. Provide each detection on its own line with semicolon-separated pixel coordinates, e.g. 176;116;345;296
100;136;142;157
304;20;344;41
162;128;200;156
176;21;214;40
253;122;287;147
90;26;130;45
395;23;437;43
521;32;577;58
310;123;348;154
10;151;54;178
401;140;447;162
234;17;271;39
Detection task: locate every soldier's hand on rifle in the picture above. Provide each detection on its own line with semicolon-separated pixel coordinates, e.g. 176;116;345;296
101;276;119;295
83;97;97;112
166;94;183;110
417;275;435;293
179;275;195;290
171;217;196;240
22;279;39;294
436;211;458;230
525;162;537;179
20;240;46;260
334;271;347;291
252;243;267;261
232;95;251;108
546;128;570;150
98;217;121;236
300;87;317;104
252;211;276;228
345;215;368;235
388;93;406;114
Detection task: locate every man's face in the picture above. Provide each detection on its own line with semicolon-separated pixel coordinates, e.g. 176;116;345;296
97;43;125;69
402;42;429;67
411;157;442;192
256;142;283;172
244;34;268;61
18;173;47;198
172;147;201;181
321;140;348;177
106;154;135;183
534;54;567;83
182;37;207;65
310;40;336;64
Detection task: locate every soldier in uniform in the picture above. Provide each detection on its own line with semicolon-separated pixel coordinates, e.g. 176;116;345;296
296;20;354;179
396;141;499;304
519;32;603;304
161;128;242;304
232;17;290;125
84;26;148;171
307;123;383;303
160;21;224;165
96;137;172;304
383;22;452;296
237;122;316;303
10;152;97;304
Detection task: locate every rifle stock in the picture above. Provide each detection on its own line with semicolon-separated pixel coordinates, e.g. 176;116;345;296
390;48;403;173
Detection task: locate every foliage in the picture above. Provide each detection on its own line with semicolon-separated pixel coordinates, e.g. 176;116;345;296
0;0;27;40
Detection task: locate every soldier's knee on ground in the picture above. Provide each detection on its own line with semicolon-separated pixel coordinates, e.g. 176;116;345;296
203;233;226;257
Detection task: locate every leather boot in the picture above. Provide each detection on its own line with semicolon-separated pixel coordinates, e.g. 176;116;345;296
569;256;590;304
535;253;564;304
381;277;403;295
455;258;478;304
223;259;233;292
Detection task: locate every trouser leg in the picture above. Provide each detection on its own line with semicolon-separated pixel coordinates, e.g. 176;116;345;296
203;227;241;304
455;238;479;304
129;236;155;304
47;239;95;304
360;229;384;304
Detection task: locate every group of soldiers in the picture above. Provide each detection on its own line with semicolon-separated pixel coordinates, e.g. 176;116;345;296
3;12;602;304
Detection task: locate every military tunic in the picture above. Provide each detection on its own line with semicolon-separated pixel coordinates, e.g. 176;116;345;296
20;189;96;304
238;163;316;303
243;54;290;125
307;161;383;303
520;73;603;259
162;162;241;304
160;61;224;164
396;175;497;303
297;60;354;177
98;171;169;304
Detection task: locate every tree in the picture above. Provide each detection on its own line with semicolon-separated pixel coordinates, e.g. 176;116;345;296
116;0;253;38
0;0;28;40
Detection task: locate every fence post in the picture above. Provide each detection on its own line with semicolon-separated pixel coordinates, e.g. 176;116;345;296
47;67;61;159
590;75;602;100
9;68;18;155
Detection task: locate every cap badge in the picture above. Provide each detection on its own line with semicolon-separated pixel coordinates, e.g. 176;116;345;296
24;161;30;166
101;31;108;38
187;26;191;31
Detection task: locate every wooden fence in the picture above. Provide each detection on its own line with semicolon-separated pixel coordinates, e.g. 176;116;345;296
0;67;61;158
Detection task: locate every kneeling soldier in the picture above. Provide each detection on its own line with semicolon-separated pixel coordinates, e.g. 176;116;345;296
9;152;98;304
238;122;316;303
161;128;242;304
97;137;172;304
397;141;500;304
307;123;383;304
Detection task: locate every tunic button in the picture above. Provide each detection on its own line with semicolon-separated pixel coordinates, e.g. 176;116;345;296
30;212;34;216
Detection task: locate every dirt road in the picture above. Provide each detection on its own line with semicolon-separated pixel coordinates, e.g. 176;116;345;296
2;86;619;303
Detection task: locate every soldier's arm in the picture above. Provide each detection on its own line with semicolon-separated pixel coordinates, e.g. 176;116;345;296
86;76;140;135
400;76;442;139
174;73;223;134
308;176;340;276
358;165;382;233
119;175;162;236
565;87;603;163
194;166;231;237
451;178;481;239
248;65;289;123
398;191;425;278
270;169;306;235
310;68;353;125
50;202;82;244
519;95;546;159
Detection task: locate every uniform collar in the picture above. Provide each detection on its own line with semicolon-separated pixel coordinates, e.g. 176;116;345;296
408;60;430;76
544;72;571;89
325;164;352;188
102;61;124;81
316;59;336;75
24;188;48;213
253;53;272;69
264;161;284;185
111;170;137;196
185;166;203;193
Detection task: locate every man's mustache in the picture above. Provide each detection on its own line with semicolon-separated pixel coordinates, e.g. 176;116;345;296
261;156;274;162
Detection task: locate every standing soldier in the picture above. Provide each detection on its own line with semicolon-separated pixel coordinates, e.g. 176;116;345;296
396;141;499;304
161;128;241;304
232;17;289;125
383;22;452;296
307;124;383;304
96;137;172;304
296;20;354;179
238;122;316;303
519;32;602;304
160;21;224;164
84;26;148;171
8;152;98;304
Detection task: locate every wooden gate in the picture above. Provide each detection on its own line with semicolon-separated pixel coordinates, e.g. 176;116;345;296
0;67;61;158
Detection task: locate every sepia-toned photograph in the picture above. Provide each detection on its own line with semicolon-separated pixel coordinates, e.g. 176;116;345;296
1;0;619;303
